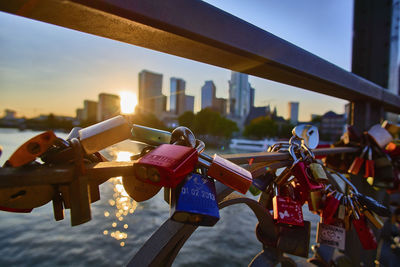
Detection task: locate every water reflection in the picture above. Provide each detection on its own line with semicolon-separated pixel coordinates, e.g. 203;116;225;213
103;151;138;247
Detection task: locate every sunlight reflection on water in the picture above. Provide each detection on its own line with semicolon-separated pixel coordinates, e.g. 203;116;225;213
103;150;137;247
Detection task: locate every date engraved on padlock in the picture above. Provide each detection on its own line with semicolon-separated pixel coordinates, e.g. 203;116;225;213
170;173;219;226
316;222;345;250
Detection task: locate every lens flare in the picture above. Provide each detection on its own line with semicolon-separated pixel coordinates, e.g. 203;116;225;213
120;91;137;114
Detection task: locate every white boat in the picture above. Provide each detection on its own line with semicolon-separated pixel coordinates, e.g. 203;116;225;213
229;138;276;152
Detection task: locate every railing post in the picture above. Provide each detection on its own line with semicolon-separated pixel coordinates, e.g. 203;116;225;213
348;0;395;265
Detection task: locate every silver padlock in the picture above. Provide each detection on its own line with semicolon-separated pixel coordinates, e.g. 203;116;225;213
367;124;393;149
79;115;132;154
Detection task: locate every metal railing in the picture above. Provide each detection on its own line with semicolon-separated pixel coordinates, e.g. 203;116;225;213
1;0;399;265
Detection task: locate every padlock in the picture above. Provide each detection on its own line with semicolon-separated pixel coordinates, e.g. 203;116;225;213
373;154;395;189
382;120;400;137
289;155;323;205
272;186;304;226
347;146;368;175
316;222;346;250
367;124;393;149
199;153;252;194
170;173;219;226
134;144;198;188
122;175;162;202
52;190;64;221
352;215;378;250
322;192;342;225
68;138;91;226
131;124;172;146
4;131;57;167
0;131;57;213
308;190;323;213
364;147;374;179
68;174;91;226
309;162;329;183
289;144;323;193
276;221;311;257
252;171;275;191
79;115;132;155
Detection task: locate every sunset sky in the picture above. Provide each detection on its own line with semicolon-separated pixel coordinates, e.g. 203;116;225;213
0;0;353;121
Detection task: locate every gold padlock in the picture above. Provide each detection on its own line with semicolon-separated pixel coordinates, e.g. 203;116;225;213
308;190;322;213
122;175;162;202
68;175;91;226
309;162;328;182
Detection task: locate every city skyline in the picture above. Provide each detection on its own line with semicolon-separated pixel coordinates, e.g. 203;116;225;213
0;1;352;121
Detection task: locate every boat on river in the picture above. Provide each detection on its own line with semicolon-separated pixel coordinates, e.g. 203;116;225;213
229;138;276;152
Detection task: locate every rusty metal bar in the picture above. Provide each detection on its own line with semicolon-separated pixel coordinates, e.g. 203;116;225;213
1;0;400;112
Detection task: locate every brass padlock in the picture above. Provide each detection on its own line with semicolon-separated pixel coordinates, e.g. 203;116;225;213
122;175;162;202
309;162;328;183
68;175;91;226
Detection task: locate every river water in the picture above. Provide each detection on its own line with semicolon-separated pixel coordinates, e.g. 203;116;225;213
0;128;319;266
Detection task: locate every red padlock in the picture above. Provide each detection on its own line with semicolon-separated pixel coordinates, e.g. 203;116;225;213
199;154;252;194
272;186;304;226
134;144;198;188
352;215;378;250
289;145;323;200
348;146;368;175
321;192;342;225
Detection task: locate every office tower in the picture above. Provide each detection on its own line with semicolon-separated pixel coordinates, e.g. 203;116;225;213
82;100;98;122
201;81;216;109
213;98;227;115
228;71;251;118
138;70;166;115
76;108;84;122
288;102;299;124
184;95;195;113
250;87;255;108
97;93;120;121
170;77;186;115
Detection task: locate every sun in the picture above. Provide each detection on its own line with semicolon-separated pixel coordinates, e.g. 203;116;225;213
120;91;137;114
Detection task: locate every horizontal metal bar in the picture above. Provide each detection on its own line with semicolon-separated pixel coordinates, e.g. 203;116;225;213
223;146;358;164
1;0;399;112
0;147;358;188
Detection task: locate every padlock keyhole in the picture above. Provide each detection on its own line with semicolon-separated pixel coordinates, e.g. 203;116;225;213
10;190;27;199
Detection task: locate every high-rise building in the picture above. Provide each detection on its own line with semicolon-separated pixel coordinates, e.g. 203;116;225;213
138;70;166;115
83;100;98;122
228;72;251;118
288;102;299;124
213;98;227;115
201;81;216;110
250;87;255;108
97;93;120;121
184;95;195;113
170;77;186;115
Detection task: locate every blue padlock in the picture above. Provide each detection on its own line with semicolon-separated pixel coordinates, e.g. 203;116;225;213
252;172;275;191
170;173;220;226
